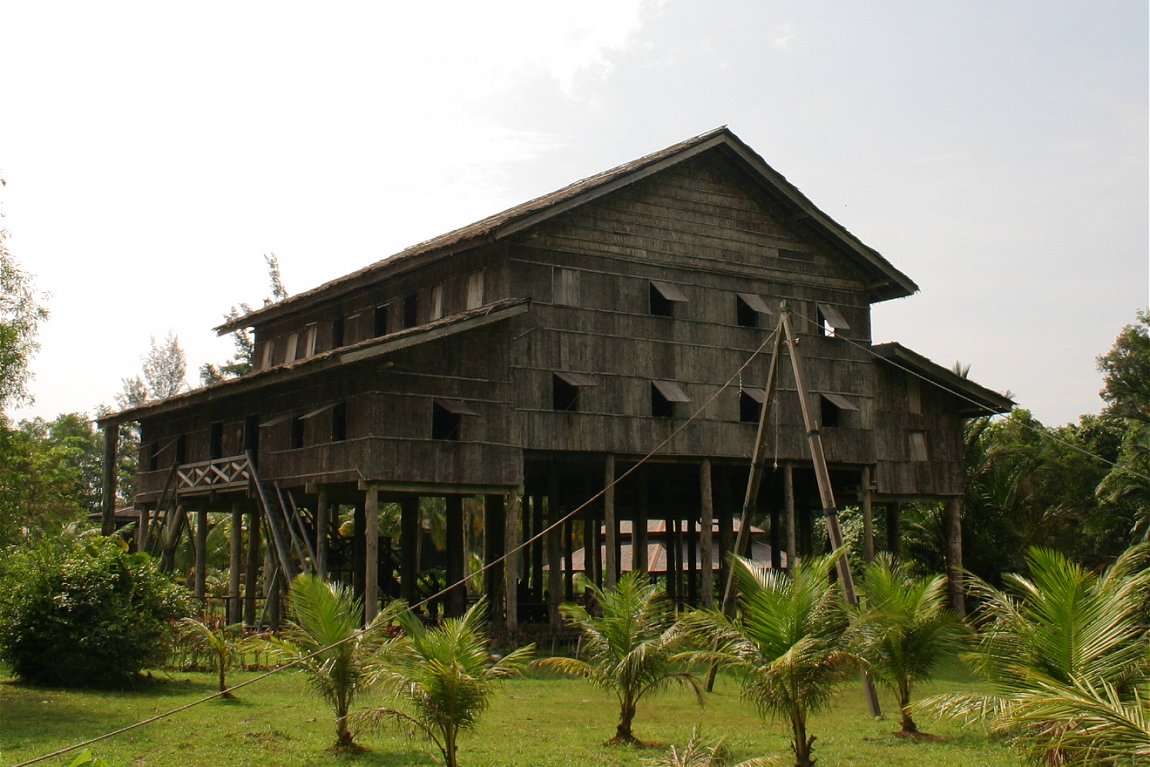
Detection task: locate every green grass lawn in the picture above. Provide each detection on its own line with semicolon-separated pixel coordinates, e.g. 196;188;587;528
1;662;1016;767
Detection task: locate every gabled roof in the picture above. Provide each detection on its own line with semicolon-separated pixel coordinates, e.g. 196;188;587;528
217;127;917;335
871;342;1014;417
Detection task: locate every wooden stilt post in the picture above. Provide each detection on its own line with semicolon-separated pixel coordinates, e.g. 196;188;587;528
504;486;522;631
700;459;714;609
484;494;506;622
245;508;260;627
364;485;380;624
315;486;329;580
137;506;149;553
229;502;243;624
446;495;466;618
604;454;617;589
194;508;208;604
634;467;649;576
547;469;563;630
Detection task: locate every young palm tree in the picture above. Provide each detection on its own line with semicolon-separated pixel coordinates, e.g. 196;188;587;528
178;617;247;696
925;544;1150;765
535;571;702;745
685;553;857;767
361;598;532;767
263;574;395;751
853;555;968;734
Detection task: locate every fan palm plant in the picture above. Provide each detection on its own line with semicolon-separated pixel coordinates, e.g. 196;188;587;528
535;571;702;745
262;574;396;751
178;617;247;696
852;555;968;734
360;598;533;767
924;544;1150;765
684;553;857;767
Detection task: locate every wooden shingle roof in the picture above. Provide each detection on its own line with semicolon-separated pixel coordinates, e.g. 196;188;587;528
217;127;917;335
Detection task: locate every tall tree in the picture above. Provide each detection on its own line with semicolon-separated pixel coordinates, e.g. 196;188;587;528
201;253;288;385
0;221;49;416
1097;309;1150;423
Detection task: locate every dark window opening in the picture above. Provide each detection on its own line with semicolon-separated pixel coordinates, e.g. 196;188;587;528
209;422;224;460
244;415;260;455
373;305;389;337
740;389;764;423
403;295;419;328
433;403;462;440
331;402;348;442
819;392;858;428
290;417;305;449
147;442;159;471
736;292;771;328
553;376;579;411
175;435;187;464
649;280;687;317
816;303;851;338
332;317;345;348
650;380;690;419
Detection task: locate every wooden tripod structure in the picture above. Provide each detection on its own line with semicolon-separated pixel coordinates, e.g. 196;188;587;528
713;302;882;717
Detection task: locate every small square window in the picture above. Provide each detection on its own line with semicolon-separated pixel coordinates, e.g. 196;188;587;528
816;303;851;337
373;305;389;337
403;295;419;328
290;417;305;449
209;421;224;459
739;389;765;423
430;285;444;320
819;392;858;428
736;293;772;328
650;281;687;317
467;271;485;309
909;431;928;461
147;442;160;471
332;317;345;349
284;332;299;363
432;399;478;441
331;402;347;442
651;380;690;418
304;324;318;357
552;372;596;412
260;340;274;370
907;375;922;415
552;268;580;306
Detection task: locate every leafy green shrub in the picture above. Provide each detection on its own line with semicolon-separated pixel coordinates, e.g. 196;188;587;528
0;530;192;687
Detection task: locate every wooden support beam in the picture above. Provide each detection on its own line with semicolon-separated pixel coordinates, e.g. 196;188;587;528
446;495;466;618
784;462;797;570
604;455;617;588
365;485;380;623
700;459;714;609
504;487;522;631
137;505;149;553
484;494;506;622
194;508;208;603
547;470;563;630
945;497;965;615
315;486;330;580
229;502;243;624
244;508;260;627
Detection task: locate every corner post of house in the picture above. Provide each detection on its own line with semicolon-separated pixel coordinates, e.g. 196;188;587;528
194;507;209;603
483;494;506;622
699;459;714;608
100;421;119;536
229;501;243;623
603;454;618;588
945;496;965;615
136;505;150;553
446;494;466;618
315;485;330;580
503;486;522;631
364;484;380;624
861;466;875;564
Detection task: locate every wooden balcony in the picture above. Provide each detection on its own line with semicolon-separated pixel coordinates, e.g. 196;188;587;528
175;454;252;497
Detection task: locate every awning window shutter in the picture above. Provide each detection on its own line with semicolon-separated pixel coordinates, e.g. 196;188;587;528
652;380;691;403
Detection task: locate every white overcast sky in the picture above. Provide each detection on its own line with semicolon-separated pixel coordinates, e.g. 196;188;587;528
3;1;1147;428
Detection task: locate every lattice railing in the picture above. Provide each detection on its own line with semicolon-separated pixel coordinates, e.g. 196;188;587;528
176;454;251;493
